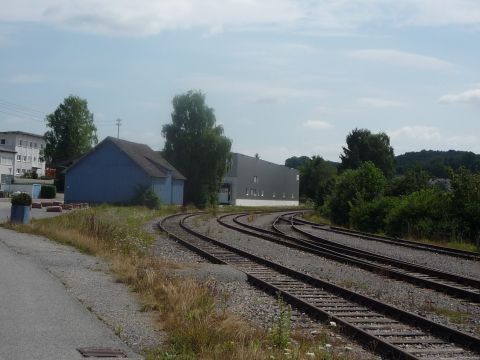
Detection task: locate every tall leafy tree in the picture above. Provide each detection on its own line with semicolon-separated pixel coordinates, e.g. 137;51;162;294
44;95;98;165
285;156;310;170
327;161;386;225
162;90;232;208
340;128;395;178
300;156;337;206
450;168;480;245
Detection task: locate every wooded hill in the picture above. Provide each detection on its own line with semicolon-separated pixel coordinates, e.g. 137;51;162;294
396;150;480;177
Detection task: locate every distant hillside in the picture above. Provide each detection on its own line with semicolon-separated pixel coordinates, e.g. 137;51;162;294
396;150;480;177
285;156;339;170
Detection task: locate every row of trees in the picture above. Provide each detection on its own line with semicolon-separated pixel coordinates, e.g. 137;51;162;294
43;92;231;208
287;129;480;246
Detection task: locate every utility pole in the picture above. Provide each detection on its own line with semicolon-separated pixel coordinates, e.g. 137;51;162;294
116;118;122;139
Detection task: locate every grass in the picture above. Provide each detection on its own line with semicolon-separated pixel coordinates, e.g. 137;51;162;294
410;237;479;253
303;213;331;226
421;302;470;325
4;205;365;360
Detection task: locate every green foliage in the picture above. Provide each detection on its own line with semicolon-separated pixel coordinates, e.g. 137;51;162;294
269;296;292;349
11;193;32;206
396;150;480;177
385;188;458;240
134;186;161;210
299;156;337;206
284;156;310;170
162;91;232;208
327;162;386;225
44;95;98;166
450;168;480;244
40;185;57;199
350;196;399;233
340;128;395;178
387;166;431;196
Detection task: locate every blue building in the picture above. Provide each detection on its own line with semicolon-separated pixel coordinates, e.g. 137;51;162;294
65;137;185;205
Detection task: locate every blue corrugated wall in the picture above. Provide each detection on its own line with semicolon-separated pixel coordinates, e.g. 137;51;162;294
152;176;171;204
65;141;184;205
171;179;184;205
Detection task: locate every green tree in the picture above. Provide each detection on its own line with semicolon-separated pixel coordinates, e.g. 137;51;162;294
300;156;337;206
350;196;399;233
285;156;310;170
340;128;395;178
450;168;480;244
326;161;386;225
44;95;98;165
162;91;232;208
385;188;456;240
387;166;431;196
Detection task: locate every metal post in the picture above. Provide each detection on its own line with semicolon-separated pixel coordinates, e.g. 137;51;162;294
116;118;122;138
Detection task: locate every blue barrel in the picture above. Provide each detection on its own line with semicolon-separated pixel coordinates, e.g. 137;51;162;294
10;205;31;224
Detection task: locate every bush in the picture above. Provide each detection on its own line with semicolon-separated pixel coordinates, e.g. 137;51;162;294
327;161;386;225
11;192;32;206
385;188;458;240
134;186;161;210
40;185;56;199
349;196;399;233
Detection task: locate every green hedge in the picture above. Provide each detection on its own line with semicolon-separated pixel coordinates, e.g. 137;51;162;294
40;185;56;199
11;193;32;206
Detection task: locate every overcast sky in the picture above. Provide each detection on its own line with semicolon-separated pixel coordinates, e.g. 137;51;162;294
1;0;479;164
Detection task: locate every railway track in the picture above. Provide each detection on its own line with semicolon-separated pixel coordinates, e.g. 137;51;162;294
159;212;480;360
219;212;480;303
291;213;480;261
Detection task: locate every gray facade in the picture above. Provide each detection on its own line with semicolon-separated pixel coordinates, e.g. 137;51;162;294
219;153;299;206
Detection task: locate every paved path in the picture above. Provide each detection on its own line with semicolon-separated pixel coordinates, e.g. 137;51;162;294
0;233;142;360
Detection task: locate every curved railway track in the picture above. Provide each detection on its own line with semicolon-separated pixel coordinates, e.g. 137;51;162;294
159;212;480;360
219;212;480;303
291;213;480;261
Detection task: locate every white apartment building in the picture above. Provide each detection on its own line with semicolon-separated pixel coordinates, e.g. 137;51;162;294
0;131;46;177
0;147;16;178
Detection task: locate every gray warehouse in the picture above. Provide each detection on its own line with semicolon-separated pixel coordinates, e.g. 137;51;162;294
219;153;299;206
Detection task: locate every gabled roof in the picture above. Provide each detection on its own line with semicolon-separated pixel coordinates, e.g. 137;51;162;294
0;131;45;139
68;137;186;180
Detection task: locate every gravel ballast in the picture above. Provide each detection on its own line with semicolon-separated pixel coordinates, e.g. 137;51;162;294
306;225;480;279
151;216;378;360
188;213;480;337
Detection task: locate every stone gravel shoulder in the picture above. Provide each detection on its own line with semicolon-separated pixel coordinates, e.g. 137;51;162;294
0;227;163;354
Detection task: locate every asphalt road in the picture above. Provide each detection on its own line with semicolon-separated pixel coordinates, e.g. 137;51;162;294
0;235;141;360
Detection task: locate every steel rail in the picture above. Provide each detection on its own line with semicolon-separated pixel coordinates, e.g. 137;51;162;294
293;213;480;261
219;212;480;303
159;213;480;360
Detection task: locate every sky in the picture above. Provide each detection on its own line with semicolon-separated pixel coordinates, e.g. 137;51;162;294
0;0;479;164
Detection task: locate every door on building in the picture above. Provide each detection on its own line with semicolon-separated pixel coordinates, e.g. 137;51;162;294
218;183;231;204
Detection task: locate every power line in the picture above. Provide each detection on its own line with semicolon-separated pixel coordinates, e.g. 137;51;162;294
0;98;46;116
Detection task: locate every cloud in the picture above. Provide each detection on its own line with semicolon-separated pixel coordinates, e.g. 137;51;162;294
349;49;451;69
7;73;45;84
2;1;480;37
389;126;441;141
358;97;407;108
439;89;480;105
179;75;324;103
303;120;332;130
390;125;480;154
0;0;303;36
